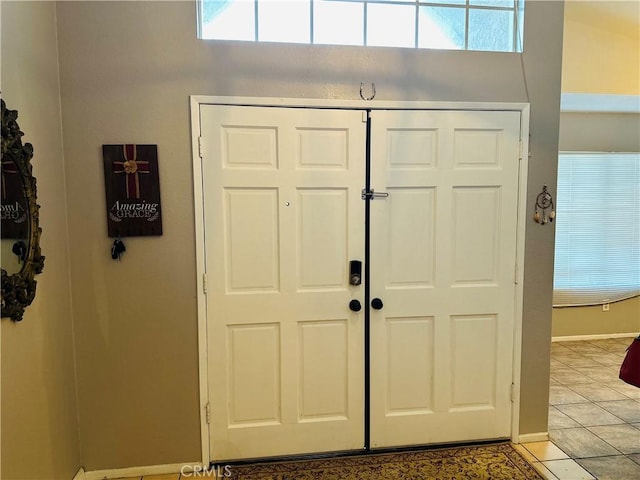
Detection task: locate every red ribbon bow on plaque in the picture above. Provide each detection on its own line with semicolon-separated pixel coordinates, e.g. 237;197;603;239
112;144;150;199
1;160;18;200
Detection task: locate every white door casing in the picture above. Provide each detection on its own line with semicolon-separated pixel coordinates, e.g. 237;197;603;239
196;100;527;462
200;105;366;461
369;110;521;447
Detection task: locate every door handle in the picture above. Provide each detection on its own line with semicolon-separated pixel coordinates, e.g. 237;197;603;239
349;300;362;312
371;298;384;310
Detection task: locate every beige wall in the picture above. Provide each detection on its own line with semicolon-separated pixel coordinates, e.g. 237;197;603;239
562;0;640;94
559;112;640;152
553;297;640;338
54;0;563;469
1;2;81;480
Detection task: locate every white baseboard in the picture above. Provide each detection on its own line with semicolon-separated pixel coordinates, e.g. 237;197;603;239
72;468;86;480
84;462;202;480
552;332;638;342
516;432;549;444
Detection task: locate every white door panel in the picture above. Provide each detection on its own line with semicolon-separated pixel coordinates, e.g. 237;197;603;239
201;106;366;461
369;110;520;448
200;105;522;459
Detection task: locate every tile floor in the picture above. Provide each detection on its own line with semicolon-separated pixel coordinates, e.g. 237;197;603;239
112;337;640;480
515;335;640;480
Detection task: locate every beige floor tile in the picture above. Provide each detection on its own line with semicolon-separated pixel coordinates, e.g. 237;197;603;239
587;424;640;454
513;443;537;463
542;459;596;480
583;352;626;366
599;342;630;353
524;441;570;461
555;402;625;426
549;385;588;405
577;455;640;480
549;427;621;458
606;381;640;399
550;359;568;369
551;369;593;385
561;357;601;368
553;355;586;366
531;462;560;480
597;399;640;423
563;344;606;355
567;383;628;402
574;366;622;383
549;338;640;479
549;406;581;429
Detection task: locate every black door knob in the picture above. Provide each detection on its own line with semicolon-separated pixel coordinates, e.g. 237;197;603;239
349;300;362;312
371;298;384;310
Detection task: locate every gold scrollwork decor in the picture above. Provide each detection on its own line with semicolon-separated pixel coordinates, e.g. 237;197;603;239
1;99;45;321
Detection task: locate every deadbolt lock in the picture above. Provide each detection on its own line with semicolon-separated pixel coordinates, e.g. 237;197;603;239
349;260;362;286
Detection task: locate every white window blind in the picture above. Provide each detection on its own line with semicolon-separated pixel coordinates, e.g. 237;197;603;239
553;152;640;307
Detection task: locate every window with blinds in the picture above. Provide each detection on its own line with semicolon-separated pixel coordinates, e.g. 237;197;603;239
553;152;640;307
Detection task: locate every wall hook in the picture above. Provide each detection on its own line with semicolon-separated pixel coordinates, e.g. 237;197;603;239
360;82;376;101
12;240;27;263
111;237;126;260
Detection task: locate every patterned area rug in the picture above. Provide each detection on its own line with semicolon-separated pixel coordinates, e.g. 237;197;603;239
228;442;543;479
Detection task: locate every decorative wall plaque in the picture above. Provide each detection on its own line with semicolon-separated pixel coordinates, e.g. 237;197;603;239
102;144;162;237
1;157;29;239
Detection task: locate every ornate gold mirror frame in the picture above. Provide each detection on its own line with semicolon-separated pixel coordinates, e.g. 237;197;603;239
1;99;45;321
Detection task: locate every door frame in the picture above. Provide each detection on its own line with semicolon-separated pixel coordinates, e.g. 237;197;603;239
190;96;530;466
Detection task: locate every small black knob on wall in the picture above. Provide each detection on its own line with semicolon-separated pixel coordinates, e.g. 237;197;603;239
371;298;384;310
349;300;362;312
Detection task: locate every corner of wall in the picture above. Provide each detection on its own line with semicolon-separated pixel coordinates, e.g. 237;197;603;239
53;1;85;468
1;2;82;479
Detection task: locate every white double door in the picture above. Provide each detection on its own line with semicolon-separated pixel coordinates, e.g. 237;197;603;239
200;105;521;461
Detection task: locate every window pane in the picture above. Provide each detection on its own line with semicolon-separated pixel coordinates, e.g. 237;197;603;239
202;0;255;41
418;6;465;50
516;0;525;52
198;0;524;53
469;0;514;7
429;0;467;5
258;0;310;43
468;8;513;52
367;3;415;48
314;0;364;46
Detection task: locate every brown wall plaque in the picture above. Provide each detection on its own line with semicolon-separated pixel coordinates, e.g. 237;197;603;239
102;144;162;237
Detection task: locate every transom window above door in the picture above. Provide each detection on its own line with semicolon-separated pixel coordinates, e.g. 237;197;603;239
198;0;525;52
